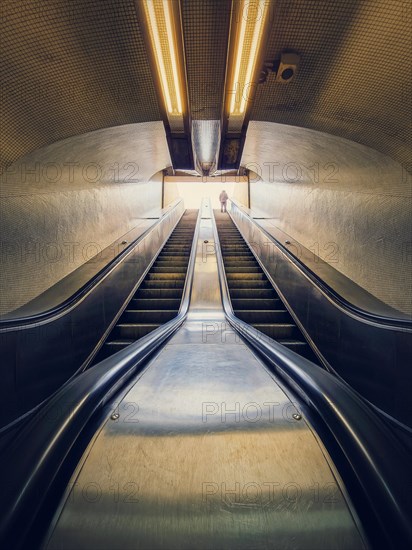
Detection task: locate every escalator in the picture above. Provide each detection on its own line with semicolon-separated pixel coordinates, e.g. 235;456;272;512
93;209;198;362
214;211;319;364
0;201;410;550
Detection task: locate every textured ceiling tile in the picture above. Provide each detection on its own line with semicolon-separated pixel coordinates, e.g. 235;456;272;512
181;0;231;120
0;0;161;174
251;0;412;172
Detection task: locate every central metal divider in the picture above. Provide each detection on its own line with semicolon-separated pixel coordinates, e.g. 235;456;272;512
43;199;365;550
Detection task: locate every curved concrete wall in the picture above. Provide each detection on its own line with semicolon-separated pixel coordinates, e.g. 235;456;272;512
0;123;171;315
242;122;412;315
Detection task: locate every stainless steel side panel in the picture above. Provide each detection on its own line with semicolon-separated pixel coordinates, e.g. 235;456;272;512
44;200;366;550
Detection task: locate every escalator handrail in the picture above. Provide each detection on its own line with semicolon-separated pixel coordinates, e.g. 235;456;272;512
211;208;412;547
0;208;202;549
229;198;412;329
0;199;184;329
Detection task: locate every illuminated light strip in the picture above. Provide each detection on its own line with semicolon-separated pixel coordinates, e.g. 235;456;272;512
163;0;182;114
144;0;182;115
239;0;268;114
229;0;268;115
229;0;248;114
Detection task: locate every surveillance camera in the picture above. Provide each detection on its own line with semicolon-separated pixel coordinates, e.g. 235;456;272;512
276;52;300;83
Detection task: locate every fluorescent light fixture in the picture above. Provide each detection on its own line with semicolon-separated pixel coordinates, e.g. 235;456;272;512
143;0;183;115
229;0;269;115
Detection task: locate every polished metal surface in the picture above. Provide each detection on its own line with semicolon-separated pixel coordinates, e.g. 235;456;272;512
45;200;365;550
192;120;221;175
228;200;412;428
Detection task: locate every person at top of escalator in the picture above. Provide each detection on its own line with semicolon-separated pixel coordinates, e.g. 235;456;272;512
219;190;228;213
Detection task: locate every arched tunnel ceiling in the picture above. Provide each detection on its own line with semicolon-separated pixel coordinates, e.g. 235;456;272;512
0;0;410;176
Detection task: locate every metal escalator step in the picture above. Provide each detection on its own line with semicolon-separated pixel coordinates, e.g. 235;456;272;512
158;252;190;261
163;239;192;243
230;288;277;299
221;250;253;256
231;298;281;309
105;328;158;346
103;340;134;356
223;260;258;266
225;267;262;273
130;298;181;310
278;340;307;346
156;257;189;263
162;244;191;248
220;240;248;244
226;273;266;280
122;310;179;323
151;266;188;273
147;273;186;280
140;280;185;288
134;288;183;299
234;310;290;323
154;264;188;270
114;321;172;338
160;251;191;256
221;248;250;253
162;245;191;249
282;343;319;362
277;340;316;359
250;323;301;339
227;280;272;288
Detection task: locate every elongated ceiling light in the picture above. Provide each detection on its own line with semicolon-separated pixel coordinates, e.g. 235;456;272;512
229;0;269;115
142;0;183;116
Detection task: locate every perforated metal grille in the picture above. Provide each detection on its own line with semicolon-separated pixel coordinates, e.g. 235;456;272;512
181;0;231;120
251;0;412;172
0;0;161;174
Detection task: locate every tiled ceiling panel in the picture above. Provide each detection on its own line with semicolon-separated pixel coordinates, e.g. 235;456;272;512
251;0;412;171
0;0;161;174
181;0;231;120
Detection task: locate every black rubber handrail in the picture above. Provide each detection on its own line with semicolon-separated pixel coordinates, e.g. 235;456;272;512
229;199;412;329
0;199;184;328
211;208;412;548
0;208;202;550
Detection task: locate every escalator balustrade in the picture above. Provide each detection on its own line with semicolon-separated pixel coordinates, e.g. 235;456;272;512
215;211;319;363
93;210;197;362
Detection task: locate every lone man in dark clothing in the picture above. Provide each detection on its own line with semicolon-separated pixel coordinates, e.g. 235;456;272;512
219;190;228;213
